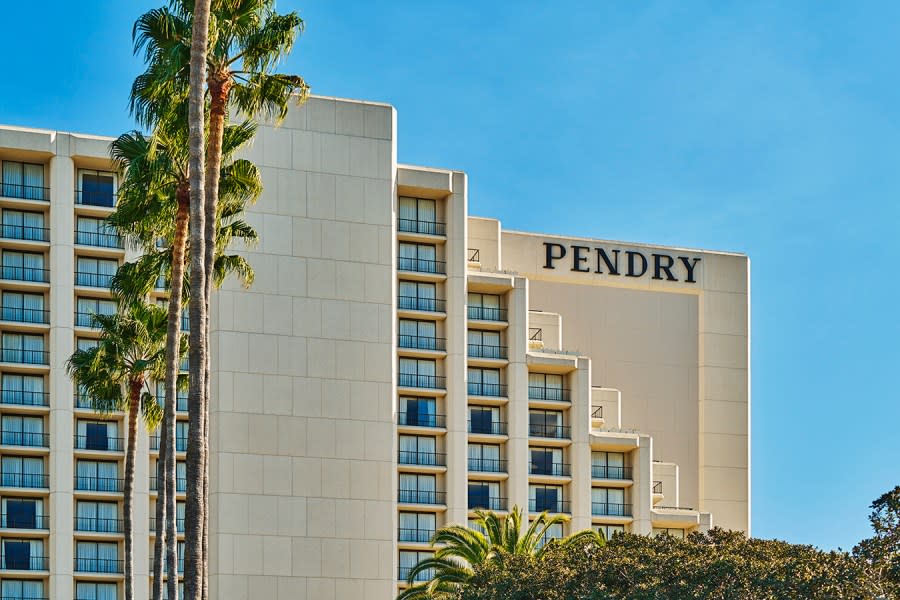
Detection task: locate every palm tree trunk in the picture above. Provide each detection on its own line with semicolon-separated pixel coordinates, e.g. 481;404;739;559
124;379;142;600
184;1;211;599
151;426;167;600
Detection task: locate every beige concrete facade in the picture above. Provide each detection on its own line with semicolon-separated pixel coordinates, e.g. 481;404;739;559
0;94;749;599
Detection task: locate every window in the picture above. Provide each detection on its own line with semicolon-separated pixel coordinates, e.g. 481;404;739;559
1;161;45;200
468;406;500;435
1;579;45;599
76;297;117;328
399;550;433;582
529;484;564;513
530;447;565;476
76;501;119;533
76;541;120;573
0;374;45;406
1;498;43;529
76;420;120;451
592;451;628;479
77;338;99;352
537;522;564;548
467;368;503;397
156;381;188;413
468;481;501;510
1;415;45;447
399;358;439;389
399;397;438;428
75;257;118;288
652;527;686;539
1;538;44;570
467;293;503;321
468;444;502;473
2;292;46;324
398;512;436;543
75;216;121;248
2;333;46;365
1;210;46;241
154;460;187;492
528;373;566;401
468;330;504;359
1;251;46;282
592;487;627;516
398;280;440;312
399;319;440;350
75;582;118;600
398;243;442;274
595;524;626;541
77;170;117;207
398;473;438;504
529;410;565;438
398;197;442;235
75;460;119;492
399;435;438;466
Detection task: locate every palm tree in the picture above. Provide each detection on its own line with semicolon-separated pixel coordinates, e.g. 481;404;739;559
67;302;184;600
398;506;605;599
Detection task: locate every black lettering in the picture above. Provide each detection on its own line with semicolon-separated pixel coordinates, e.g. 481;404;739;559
544;243;566;269
571;245;590;272
595;248;620;275
626;251;648;277
652;254;677;281
678;256;701;283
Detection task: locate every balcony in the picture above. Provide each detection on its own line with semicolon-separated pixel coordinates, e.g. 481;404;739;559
467;420;507;436
0;554;48;571
0;514;49;530
1;183;49;202
74;557;123;574
397;256;446;275
150;476;187;493
74;312;102;328
398;412;446;428
398;373;446;390
149;555;185;574
528;499;570;514
1;473;48;489
0;349;48;366
398;451;446;467
149;436;187;452
468;496;507;511
399;565;433;583
149;516;185;534
0;431;49;449
1;267;49;284
528;386;570;402
467;458;507;473
397;489;446;505
1;307;49;325
0;224;49;243
398;295;446;314
467;382;507;398
529;462;571;477
592;502;632;517
74;230;123;249
467;344;508;360
467;305;507;322
73;476;123;493
74;516;124;534
528;423;571;439
155;395;189;413
74;435;123;452
592;465;633;480
74;190;117;208
398;218;446;237
398;527;434;543
0;390;48;407
74;272;114;288
398;335;446;352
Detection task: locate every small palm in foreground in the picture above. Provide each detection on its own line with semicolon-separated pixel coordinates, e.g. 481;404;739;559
398;506;605;599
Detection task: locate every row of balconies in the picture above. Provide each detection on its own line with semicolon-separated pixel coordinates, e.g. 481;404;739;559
399;413;573;440
398;296;508;322
0;473;187;493
0;392;189;413
1;180;117;207
397;374;570;400
1;225;124;249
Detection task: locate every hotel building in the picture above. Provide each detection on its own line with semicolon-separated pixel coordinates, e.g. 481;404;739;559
0;95;749;599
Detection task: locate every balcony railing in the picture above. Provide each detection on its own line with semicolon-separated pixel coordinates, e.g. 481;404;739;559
74;516;124;533
529;462;571;477
74;557;123;574
398;527;434;543
149;516;185;533
591;406;604;419
467;458;507;473
528;499;570;514
398;374;446;390
398;451;446;467
467;344;508;360
467;420;507;435
398;412;446;428
399;565;433;583
1;473;48;489
155;395;189;413
528;423;571;439
150;476;187;493
74;230;123;249
74;312;103;328
1;514;49;529
398;489;446;505
398;218;446;236
468;496;507;511
1;307;49;325
0;431;49;448
73;475;123;493
653;480;663;494
591;465;633;480
0;349;48;366
74;190;117;208
0;390;49;407
150;436;187;452
0;554;48;571
149;556;185;574
467;305;507;322
398;335;446;352
591;502;632;517
0;225;49;242
528;327;543;342
1;183;49;201
467;248;480;262
73;434;123;452
527;386;571;402
397;295;446;313
1;267;49;283
397;256;446;275
74;272;114;288
466;382;507;397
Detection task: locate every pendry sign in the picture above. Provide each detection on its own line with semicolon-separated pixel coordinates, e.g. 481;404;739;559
542;242;701;283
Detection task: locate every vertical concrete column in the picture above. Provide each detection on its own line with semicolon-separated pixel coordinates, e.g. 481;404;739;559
505;277;529;515
631;435;653;535
134;436;150;599
569;357;591;532
443;172;468;525
48;141;75;600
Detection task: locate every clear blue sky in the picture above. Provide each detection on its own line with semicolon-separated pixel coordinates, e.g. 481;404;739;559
1;1;897;551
